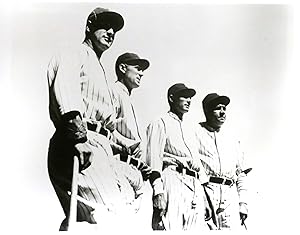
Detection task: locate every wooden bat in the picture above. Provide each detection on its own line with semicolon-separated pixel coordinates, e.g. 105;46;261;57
68;156;79;231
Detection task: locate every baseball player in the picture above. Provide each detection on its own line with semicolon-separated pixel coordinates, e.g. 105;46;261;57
108;52;153;225
146;83;210;231
192;93;252;230
47;7;132;230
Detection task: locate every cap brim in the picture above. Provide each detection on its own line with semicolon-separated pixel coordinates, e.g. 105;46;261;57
210;96;230;107
126;59;150;70
174;88;196;98
99;11;124;32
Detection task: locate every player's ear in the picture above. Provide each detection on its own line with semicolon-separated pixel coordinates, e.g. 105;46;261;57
168;94;174;103
119;63;127;74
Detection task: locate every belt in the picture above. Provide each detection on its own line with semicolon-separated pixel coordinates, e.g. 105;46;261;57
87;122;109;137
175;167;201;180
209;176;234;186
119;154;144;169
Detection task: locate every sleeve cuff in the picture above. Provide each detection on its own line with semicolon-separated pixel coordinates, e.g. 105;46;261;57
239;202;248;214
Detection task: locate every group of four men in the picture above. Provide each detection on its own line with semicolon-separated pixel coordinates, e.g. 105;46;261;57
47;7;252;231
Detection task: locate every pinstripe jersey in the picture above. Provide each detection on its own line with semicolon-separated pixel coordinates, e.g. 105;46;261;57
146;112;193;173
191;122;251;206
112;81;141;142
47;43;116;130
110;81;144;197
193;122;249;181
146;112;208;231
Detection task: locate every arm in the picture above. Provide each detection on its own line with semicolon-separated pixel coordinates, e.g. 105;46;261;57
110;87;142;157
146;119;166;174
110;129;140;153
236;140;252;224
146;119;167;216
184;124;209;184
48;50;92;171
48;49;85;116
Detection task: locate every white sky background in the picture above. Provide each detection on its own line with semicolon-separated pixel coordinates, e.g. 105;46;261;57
1;1;300;234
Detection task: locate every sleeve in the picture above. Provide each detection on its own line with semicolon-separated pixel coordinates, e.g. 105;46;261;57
236;140;252;205
47;49;85;116
125;165;144;198
185;124;209;184
47;48;87;143
146;118;167;173
110;85;140;148
111;84;122;119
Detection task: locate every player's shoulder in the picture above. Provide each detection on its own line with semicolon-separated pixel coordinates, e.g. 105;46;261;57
111;81;128;99
112;81;124;92
52;43;87;59
147;113;168;127
195;122;206;131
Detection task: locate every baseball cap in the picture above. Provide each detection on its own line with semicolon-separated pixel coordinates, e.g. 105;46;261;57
167;83;196;98
115;52;150;72
86;7;124;33
202;93;230;111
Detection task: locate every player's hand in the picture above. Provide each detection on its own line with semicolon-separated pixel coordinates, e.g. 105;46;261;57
175;158;190;169
128;142;141;158
132;146;142;159
240;212;247;225
153;193;167;217
239;202;248;225
74;142;93;171
104;115;116;132
188;158;202;171
121;146;132;155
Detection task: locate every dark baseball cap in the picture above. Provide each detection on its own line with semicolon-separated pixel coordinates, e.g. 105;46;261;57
115;52;150;72
202;93;230;111
86;7;124;33
167;83;196;98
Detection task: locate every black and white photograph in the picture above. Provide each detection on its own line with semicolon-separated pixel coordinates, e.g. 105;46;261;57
1;0;299;233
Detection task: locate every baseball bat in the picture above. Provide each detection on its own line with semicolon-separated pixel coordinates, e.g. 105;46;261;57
68;156;79;231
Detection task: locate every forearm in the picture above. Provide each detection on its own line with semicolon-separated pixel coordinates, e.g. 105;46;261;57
236;172;249;204
111;130;139;149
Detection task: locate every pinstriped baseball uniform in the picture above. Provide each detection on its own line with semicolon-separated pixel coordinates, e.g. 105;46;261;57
192;122;251;230
48;44;116;129
146;111;208;231
110;81;144;198
47;43;130;224
113;81;142;142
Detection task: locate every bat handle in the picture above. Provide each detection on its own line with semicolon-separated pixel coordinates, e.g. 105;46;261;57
68;156;79;231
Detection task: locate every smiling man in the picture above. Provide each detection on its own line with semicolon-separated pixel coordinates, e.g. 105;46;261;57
47;7;129;230
146;83;210;231
192;93;252;230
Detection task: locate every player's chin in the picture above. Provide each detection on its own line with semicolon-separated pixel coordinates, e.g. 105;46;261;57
182;108;190;113
101;40;113;49
184;105;190;110
217;119;226;125
104;43;113;49
219;117;226;122
134;81;140;88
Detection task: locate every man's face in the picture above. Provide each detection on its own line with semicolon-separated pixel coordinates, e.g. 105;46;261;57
207;103;227;129
172;94;192;115
91;27;115;52
123;64;144;90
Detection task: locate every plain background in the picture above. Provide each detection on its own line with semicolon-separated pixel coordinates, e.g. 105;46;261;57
1;1;300;233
